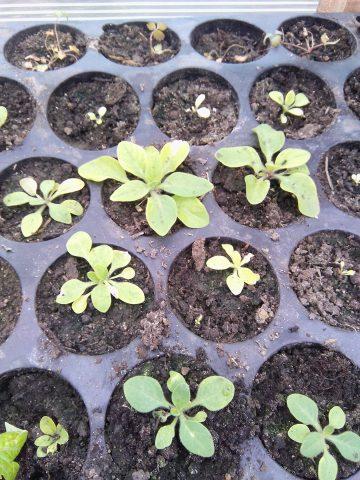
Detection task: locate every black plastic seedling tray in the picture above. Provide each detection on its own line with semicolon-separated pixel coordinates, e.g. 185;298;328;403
0;12;359;480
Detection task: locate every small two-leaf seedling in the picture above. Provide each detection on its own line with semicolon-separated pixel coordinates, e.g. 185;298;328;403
3;177;85;237
186;94;211;119
146;22;169;55
287;393;360;480
35;416;69;458
269;90;310;124
351;173;360;186
206;244;260;295
215;123;320;218
0;106;8;128
338;260;355;277
87;106;107;126
124;371;234;457
0;423;27;480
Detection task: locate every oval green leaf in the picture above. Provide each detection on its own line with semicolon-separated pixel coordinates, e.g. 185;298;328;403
287;394;319;427
160;172;213;197
78;156;128;183
215;146;263;174
146;193;177;236
110;180;149;202
124;376;171;412
193;376;235;411
179;417;214;457
173;196;209;229
21;211;43;237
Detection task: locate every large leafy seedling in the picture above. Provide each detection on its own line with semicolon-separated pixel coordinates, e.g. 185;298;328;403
124;371;234;457
0;423;28;480
35;417;69;458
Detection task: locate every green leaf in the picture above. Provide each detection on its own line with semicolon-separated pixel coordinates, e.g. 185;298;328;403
245;175;270;205
36;447;47;458
88;245;113;270
56;279;90;304
109;251;131;273
279;173;320;218
173;196;209;229
110;180;150;202
238;267;260;285
155;420;177;450
3;191;34;206
0;106;8;128
93;264;109;282
206;255;233;270
269;91;284;106
159;140;190;176
146;193;177;236
285;90;296;107
40;180;56;198
287;394;319;427
4;425;26;435
57;426;69;445
20;177;37;196
179;417;214;457
160;172;213;198
117;142;146;179
328;406;346;430
172;382;191;410
72;295;89;314
52;178;84;199
0;458;19;480
0;431;28;462
253;124;285;164
226;272;244;295
21;211;43;237
288;108;304;117
193;376;234;411
144;146;163;185
215;146;263;174
300;432;325;458
40;417;57;436
78;156;128;183
111;281;145;304
124;376;171;412
191;411;207;423
34;435;53;447
48;202;72;224
280;113;288;124
318;451;338;480
294;93;310;107
167;371;188;392
66;231;92;258
288;424;311;443
91;283;111;312
328;431;360;462
114;267;135;280
61;199;83;216
274;148;311;170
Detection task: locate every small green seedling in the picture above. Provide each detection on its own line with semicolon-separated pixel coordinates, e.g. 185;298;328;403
124;371;234;457
264;30;283;47
186;94;211;119
0;106;8;128
215;124;320;218
146;22;170;55
34;416;69;458
287;393;360;480
0;422;28;480
269;90;310;124
351;173;360;186
206;243;260;295
3;176;85;238
87;106;107;125
78;141;213;236
56;231;145;313
338;260;355;277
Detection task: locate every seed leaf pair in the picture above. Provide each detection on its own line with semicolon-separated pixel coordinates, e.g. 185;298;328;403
0;423;27;480
35;416;69;458
269;90;310;124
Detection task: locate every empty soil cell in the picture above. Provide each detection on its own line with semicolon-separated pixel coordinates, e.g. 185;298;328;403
35;251;154;355
152;69;239;145
252;344;360;479
318;142;360;218
168;238;279;343
5;24;87;71
0;78;36;152
47;72;140;150
249;65;337;139
344;67;360;120
191;19;268;63
289;230;360;330
0;257;22;344
0;157;90;242
98;22;180;66
0;369;89;480
105;350;256;479
279;16;355;62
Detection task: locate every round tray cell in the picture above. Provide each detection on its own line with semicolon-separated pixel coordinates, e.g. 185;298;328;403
191;19;269;64
98;21;180;67
252;343;360;479
0;368;89;479
4;24;87;71
344;67;360;120
289;230;360;330
0;157;90;242
0;77;36;152
0;257;21;345
279;16;355;62
105;351;255;479
249;65;337;140
168;238;279;343
152;68;239;145
318;142;360;218
36;249;154;355
47;72;140;150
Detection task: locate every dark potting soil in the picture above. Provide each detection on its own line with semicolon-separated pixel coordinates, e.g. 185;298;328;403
105;350;256;479
192;19;268;63
0;257;22;345
98;22;180;66
344;67;360;120
0;157;90;242
0;78;36;152
35;252;154;355
252;344;360;479
5;25;87;70
289;230;360;330
213;164;301;229
280;17;354;62
249;65;337;140
168;238;279;343
152;71;239;145
0;369;89;480
318;142;360;218
47;73;140;150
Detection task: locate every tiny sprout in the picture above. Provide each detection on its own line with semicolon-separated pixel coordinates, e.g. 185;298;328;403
147;22;168;55
264;30;283;47
0;106;8;128
269;90;310;124
338;260;355;277
195;314;203;326
287;393;360;480
35;416;69;458
206;244;260;295
0;422;28;480
351;173;360;186
186;94;211;119
87;106;107;125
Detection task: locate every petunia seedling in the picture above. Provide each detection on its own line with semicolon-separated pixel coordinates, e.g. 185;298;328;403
3;176;85;238
186;94;211;119
287;393;360;480
269;90;310;124
0;106;8;128
215;123;320;218
264;28;340;55
87;106;107;125
206;244;260;295
0;422;28;480
34;416;69;458
56;231;145;313
351;173;360;186
78;140;213;236
146;22;169;55
338;260;355;277
124;371;234;457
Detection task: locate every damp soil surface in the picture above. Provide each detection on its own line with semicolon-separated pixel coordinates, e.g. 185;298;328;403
280;17;354;62
0;157;90;242
0;257;22;344
213;164;301;229
105;350;256;479
0;78;36;152
0;369;89;480
318;142;360;217
168;238;279;343
36;252;154;355
98;22;180;66
252;344;360;479
250;65;337;139
344;67;360;120
289;230;360;330
5;25;86;70
47;73;140;150
152;71;238;145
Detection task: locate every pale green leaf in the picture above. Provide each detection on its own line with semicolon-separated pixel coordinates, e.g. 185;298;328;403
117;141;147;179
109;251;131;274
287;394;319;427
226;272;244;295
93;264;109;282
56;279;90;304
124;376;171;412
288;108;304;117
294;93;310;107
238;267;260;285
34;435;53;447
0;458;19;480
280;113;288;124
245;175;270;204
21;211;43;237
160;172;213;197
3;191;34;206
193;376;235;411
173;196;209;229
167;371;188;393
179;417;214;457
72;295;89;314
78;156;128;183
66;231;92;258
253;124;285;164
40;417;56;436
221;244;234;257
40;180;56;198
0;431;28;462
318;452;338;480
269;91;284;106
206;255;233;270
20;177;37;196
57;426;69;445
215;146;263;174
61;199;84;216
87;245;113;270
0;106;8;128
274;148;311;170
110;180;149;202
191;411;207;423
285;90;296;106
328;431;360;462
91;283;111;312
111;281;145;305
172;382;191;410
155;421;176;450
160;140;190;176
300;432;325;458
279;173;320;218
288;424;310;443
144;146;163;185
52;178;85;199
328;406;346;430
48;202;72;224
114;267;135;280
146;193;177;236
36;447;47;458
